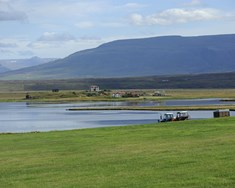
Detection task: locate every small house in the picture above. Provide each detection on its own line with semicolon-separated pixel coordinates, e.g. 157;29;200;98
90;85;100;92
112;93;122;98
25;93;32;99
52;89;59;92
153;90;165;96
213;109;230;118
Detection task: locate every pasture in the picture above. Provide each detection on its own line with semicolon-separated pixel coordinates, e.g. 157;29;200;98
0;117;234;187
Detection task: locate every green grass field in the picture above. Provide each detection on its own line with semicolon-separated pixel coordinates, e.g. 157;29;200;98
0;117;235;187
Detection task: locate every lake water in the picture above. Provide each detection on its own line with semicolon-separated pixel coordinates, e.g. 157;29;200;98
0;100;234;133
28;98;234;108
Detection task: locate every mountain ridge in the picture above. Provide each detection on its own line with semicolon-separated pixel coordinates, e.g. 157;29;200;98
0;57;58;71
0;64;10;73
0;34;235;80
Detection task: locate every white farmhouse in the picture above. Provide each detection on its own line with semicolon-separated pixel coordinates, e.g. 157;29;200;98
90;85;100;92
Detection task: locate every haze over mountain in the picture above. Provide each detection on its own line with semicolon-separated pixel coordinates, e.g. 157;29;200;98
0;57;57;71
0;34;235;80
0;64;10;73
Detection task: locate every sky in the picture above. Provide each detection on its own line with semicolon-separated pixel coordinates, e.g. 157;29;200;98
0;0;235;59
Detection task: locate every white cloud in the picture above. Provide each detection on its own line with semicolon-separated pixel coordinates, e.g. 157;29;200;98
130;13;144;25
38;32;76;42
28;32;78;50
184;0;203;7
79;36;101;41
0;37;36;58
0;49;13;54
18;50;34;57
28;1;107;20
130;8;227;26
75;20;126;30
0;0;27;21
100;22;126;28
75;21;94;29
28;42;51;49
0;42;17;48
0;11;27;21
28;38;103;58
124;3;147;10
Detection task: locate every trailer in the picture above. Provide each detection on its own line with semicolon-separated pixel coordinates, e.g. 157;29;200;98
213;109;230;118
175;111;190;121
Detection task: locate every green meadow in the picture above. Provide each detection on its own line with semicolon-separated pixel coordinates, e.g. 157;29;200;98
0;89;235;102
0;117;235;187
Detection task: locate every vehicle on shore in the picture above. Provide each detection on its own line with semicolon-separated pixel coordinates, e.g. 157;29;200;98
159;111;190;122
159;113;175;122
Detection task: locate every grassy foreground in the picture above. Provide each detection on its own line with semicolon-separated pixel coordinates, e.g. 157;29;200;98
0;118;235;187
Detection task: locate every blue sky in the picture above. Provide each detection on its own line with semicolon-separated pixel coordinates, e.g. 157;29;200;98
0;0;235;59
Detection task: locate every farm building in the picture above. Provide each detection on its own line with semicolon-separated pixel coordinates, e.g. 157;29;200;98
153;90;165;96
52;89;59;92
112;93;122;98
90;85;100;92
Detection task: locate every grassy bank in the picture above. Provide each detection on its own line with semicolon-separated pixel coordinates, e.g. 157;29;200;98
0;72;235;90
0;89;235;102
67;105;235;111
0;117;235;187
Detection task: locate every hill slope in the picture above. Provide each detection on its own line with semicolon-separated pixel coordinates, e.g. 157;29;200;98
1;72;234;91
1;34;235;80
0;57;57;71
0;64;10;73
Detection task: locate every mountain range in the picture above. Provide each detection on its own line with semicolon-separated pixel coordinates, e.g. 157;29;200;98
0;34;235;80
0;57;57;72
0;64;10;73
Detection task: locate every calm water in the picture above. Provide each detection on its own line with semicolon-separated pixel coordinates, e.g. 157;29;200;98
25;99;234;108
0;101;234;133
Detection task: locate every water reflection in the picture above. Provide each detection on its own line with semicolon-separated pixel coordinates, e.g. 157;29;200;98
25;98;235;108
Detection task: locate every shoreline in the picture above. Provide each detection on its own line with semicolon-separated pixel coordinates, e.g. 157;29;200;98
67;106;235;111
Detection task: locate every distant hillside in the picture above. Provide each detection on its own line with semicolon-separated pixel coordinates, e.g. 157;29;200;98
0;64;10;73
0;72;234;91
0;57;57;71
0;34;235;80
